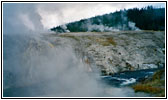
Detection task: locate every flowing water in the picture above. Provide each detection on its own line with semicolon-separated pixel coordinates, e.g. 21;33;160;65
3;34;157;97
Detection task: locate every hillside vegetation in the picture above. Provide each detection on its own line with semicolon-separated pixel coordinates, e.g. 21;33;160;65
132;69;165;97
51;6;165;33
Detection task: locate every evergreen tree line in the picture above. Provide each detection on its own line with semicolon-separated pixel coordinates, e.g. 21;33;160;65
51;6;165;33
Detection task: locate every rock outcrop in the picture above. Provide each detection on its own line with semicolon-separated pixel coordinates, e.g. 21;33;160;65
46;31;165;75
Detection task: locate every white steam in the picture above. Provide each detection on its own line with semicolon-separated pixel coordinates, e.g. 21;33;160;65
19;14;35;31
56;10;140;33
87;24;120;32
128;21;140;31
3;35;104;96
3;3;46;34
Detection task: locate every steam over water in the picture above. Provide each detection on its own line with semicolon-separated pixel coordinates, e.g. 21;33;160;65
3;34;151;97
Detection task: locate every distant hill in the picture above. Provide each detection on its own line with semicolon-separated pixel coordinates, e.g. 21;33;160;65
51;6;165;33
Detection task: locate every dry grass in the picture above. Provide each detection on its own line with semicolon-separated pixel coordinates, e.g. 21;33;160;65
60;33;118;47
60;34;79;41
94;37;116;46
106;37;117;46
133;83;164;94
62;34;117;47
132;69;165;97
82;35;117;46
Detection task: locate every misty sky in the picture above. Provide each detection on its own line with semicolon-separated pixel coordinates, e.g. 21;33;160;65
3;2;165;34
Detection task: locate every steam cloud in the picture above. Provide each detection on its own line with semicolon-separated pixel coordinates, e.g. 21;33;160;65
3;34;104;96
85;12;140;32
52;10;140;33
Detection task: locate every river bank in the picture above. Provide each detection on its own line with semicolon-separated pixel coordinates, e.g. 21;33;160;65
3;31;165;97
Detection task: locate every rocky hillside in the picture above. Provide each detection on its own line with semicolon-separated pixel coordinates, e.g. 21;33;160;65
46;31;165;75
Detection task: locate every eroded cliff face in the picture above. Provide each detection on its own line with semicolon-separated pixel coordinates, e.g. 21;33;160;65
46;31;165;75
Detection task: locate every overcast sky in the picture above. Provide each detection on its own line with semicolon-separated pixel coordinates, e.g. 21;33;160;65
3;2;165;34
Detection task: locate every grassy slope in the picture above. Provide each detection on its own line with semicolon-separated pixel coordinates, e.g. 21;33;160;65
132;69;165;97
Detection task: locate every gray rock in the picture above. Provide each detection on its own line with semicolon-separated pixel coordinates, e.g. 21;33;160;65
49;31;165;74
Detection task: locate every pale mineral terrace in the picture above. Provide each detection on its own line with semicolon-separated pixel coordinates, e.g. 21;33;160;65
45;31;165;75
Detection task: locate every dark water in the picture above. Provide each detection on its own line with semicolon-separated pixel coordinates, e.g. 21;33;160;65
101;68;162;87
